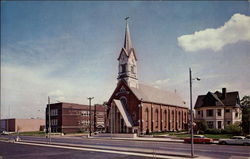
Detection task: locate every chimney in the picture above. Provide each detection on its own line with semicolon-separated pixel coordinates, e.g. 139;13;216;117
222;88;226;99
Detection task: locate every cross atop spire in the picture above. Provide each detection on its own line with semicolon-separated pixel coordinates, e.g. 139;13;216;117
124;17;132;51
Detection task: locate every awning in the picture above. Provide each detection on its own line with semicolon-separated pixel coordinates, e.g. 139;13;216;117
113;99;133;127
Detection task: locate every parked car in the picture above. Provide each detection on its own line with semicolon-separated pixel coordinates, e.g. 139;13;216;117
245;135;250;139
219;136;250;146
184;135;213;144
0;131;11;135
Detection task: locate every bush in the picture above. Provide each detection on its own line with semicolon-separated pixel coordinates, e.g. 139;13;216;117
205;128;221;134
224;122;242;135
199;130;205;134
195;120;208;133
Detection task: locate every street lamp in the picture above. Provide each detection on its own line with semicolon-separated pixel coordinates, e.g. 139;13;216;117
87;97;94;137
48;96;51;144
189;68;200;158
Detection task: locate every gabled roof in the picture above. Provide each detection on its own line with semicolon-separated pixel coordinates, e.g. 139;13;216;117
130;83;187;107
194;89;240;109
107;80;187;108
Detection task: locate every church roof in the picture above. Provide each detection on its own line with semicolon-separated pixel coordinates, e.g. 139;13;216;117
130;83;187;108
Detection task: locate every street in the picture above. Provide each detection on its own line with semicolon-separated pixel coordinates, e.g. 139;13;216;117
0;135;250;159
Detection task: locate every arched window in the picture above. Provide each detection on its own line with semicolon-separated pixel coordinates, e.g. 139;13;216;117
172;110;175;129
178;111;181;129
164;110;167;128
120;97;127;108
155;109;159;128
145;108;149;128
121;64;126;73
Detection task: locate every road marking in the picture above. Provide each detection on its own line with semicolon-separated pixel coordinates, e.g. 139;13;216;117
15;141;196;159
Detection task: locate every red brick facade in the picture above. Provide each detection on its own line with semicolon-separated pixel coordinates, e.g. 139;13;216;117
106;80;188;134
46;103;106;134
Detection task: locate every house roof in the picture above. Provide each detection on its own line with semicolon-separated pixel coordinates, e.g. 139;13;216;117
130;83;187;107
194;90;240;109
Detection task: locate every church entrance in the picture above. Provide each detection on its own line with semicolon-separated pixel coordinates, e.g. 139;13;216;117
109;99;133;133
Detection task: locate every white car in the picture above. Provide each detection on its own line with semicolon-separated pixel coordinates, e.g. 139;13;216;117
219;136;250;146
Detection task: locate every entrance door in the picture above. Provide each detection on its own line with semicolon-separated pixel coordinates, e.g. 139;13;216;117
121;119;124;133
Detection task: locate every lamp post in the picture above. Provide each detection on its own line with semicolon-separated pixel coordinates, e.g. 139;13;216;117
87;97;94;137
48;96;51;144
189;68;200;158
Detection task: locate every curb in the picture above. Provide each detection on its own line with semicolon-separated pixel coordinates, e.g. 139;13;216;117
88;137;183;143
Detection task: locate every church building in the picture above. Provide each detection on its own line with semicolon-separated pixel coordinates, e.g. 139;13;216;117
106;18;188;134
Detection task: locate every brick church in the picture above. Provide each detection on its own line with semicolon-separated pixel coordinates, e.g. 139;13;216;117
106;18;188;134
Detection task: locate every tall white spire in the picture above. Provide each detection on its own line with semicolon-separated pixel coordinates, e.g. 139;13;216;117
117;17;139;88
124;17;132;51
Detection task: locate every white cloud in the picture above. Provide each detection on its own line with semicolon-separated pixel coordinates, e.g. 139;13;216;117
177;13;250;52
1;63;113;119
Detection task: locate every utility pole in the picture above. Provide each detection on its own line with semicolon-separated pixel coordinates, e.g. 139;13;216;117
48;96;51;144
189;68;194;158
87;97;94;137
189;68;201;158
110;104;113;139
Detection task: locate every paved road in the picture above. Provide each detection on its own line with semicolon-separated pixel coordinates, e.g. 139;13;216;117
0;141;149;159
1;135;250;159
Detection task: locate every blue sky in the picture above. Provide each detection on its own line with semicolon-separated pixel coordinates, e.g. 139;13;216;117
1;1;250;118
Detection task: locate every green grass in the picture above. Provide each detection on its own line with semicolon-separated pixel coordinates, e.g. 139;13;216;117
204;134;233;139
171;133;233;139
149;131;234;139
13;131;46;136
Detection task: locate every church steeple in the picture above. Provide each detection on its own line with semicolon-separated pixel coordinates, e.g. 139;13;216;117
117;17;139;88
124;17;132;51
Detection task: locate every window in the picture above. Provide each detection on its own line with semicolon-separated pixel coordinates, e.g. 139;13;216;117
120;97;127;108
121;64;126;73
227;121;231;125
218;121;222;129
206;109;214;117
235;113;238;118
131;65;135;74
51;119;58;126
51;109;58;116
207;121;214;129
172;110;175;129
145;108;149;127
155;110;159;128
164;110;167;128
201;111;203;117
217;109;221;116
225;109;230;113
197;111;200;115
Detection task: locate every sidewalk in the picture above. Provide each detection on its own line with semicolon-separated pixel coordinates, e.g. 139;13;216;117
88;135;184;143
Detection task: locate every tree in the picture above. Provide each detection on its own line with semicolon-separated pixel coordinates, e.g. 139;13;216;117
224;122;242;135
241;95;250;134
241;96;250;108
194;120;208;134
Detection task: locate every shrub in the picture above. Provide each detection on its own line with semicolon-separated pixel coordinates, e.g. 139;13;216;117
205;128;221;134
195;120;208;133
224;122;242;135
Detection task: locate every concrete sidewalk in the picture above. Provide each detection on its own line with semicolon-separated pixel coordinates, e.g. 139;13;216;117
88;135;184;143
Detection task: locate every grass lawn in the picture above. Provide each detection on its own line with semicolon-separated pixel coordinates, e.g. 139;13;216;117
13;131;46;136
149;131;234;139
172;133;233;139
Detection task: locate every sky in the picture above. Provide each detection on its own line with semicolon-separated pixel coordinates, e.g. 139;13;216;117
1;1;250;119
